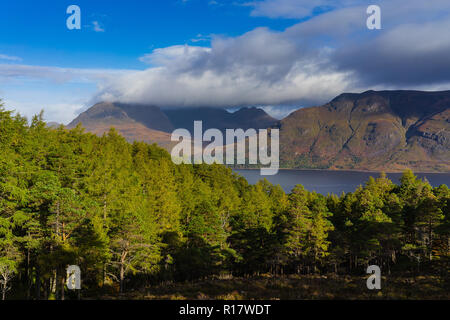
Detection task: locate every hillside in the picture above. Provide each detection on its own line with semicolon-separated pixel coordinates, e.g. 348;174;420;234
67;102;175;148
279;90;450;172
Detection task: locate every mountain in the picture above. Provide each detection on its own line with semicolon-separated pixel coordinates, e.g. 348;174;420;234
66;91;449;172
67;102;175;148
67;103;277;149
46;121;62;129
279;90;450;172
68;102;174;132
163;107;277;135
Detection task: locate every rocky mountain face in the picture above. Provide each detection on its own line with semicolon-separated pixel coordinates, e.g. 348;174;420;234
278;90;450;172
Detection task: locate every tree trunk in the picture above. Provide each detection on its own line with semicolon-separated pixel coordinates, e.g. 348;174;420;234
119;249;128;294
61;275;65;301
119;262;124;294
26;245;30;300
102;263;106;287
36;266;41;300
52;269;58;300
429;219;433;261
56;201;60;237
103;194;107;223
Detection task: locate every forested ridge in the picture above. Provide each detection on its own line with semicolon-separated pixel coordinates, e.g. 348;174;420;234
0;105;448;300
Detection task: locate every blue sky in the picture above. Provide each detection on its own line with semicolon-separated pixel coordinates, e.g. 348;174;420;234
1;0;450;123
0;1;294;69
0;0;299;122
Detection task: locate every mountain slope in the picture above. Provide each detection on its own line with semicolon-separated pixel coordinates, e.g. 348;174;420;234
67;102;175;148
68;102;174;132
279;90;450;172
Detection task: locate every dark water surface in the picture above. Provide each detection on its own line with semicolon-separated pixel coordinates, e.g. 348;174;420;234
234;169;450;195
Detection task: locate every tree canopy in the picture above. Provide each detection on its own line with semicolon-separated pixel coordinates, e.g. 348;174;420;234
0;105;448;299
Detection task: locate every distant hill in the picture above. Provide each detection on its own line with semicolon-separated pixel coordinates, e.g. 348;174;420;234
279;90;450;172
46;122;62;129
67;102;175;148
163;107;277;135
68;102;174;132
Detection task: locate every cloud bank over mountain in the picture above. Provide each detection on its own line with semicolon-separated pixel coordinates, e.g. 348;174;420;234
97;0;450;108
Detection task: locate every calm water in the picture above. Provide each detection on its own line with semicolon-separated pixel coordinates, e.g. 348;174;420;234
235;169;450;195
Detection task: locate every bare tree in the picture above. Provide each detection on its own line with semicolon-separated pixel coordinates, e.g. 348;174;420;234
0;261;16;300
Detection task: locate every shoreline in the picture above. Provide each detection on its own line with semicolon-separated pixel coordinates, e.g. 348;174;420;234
231;167;450;175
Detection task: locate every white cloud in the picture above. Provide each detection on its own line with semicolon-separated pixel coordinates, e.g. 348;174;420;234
92;21;105;32
3;99;85;124
139;45;212;68
245;0;362;19
190;33;211;43
0;54;22;62
98;26;353;108
255;105;301;119
0;64;132;84
98;63;351;108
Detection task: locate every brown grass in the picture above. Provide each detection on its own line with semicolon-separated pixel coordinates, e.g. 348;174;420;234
97;274;449;300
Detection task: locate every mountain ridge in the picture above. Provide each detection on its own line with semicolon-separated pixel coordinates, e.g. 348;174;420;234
163;106;278;135
65;90;450;172
67;102;278;149
278;90;450;172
